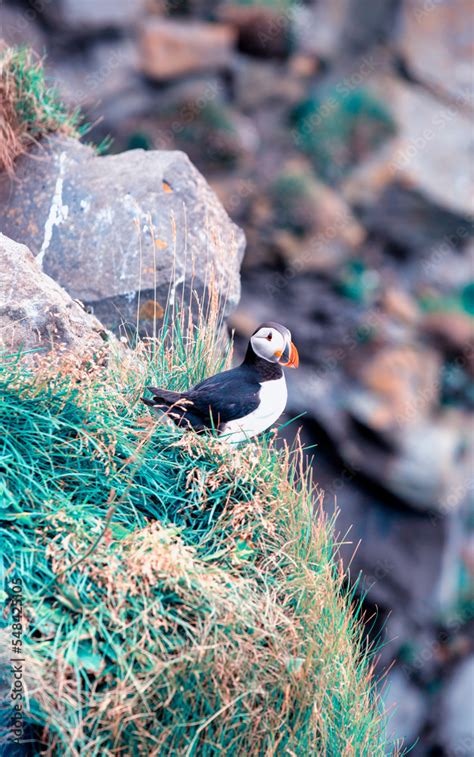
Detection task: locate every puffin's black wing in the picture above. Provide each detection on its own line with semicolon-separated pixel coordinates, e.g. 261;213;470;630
142;387;211;431
188;364;261;426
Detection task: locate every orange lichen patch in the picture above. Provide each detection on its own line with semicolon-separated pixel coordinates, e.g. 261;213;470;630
154;237;168;249
138;299;164;321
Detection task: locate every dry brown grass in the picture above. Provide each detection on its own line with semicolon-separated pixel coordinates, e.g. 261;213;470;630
0;46;81;174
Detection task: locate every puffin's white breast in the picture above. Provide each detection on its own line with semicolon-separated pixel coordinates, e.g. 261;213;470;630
221;376;287;443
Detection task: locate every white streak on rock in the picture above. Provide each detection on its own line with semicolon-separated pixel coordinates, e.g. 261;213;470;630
37;152;69;269
96;206;114;225
168;272;185;308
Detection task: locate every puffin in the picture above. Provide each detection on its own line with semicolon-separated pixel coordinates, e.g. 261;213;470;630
142;322;299;443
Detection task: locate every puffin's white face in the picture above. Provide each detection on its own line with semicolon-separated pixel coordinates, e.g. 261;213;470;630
250;324;299;367
251;326;286;362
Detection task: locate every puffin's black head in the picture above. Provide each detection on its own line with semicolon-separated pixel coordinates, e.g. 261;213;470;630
249;322;299;368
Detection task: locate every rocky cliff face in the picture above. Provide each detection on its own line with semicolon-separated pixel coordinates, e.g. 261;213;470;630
1;0;473;751
0;137;245;334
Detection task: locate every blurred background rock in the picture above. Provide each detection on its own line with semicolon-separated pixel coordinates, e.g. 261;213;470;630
1;0;473;752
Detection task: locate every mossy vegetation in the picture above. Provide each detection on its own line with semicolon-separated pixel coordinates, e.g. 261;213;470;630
270;169;318;237
174;100;244;168
0;314;394;755
291;88;396;182
336;259;380;304
418;280;474;316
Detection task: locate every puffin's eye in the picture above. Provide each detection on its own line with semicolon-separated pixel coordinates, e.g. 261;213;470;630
266;332;273;341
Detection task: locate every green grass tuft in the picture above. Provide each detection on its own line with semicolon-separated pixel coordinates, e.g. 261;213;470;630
0;46;87;174
0;318;396;755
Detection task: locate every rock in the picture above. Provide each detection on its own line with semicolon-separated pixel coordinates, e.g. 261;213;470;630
437;656;474;756
40;0;146;32
382;667;426;749
227;309;258;341
209;175;255;224
420;238;474;294
217;5;291;59
0;5;45;53
304;440;468;642
340;353;472;512
47;38;142;114
130;75;225;119
288;54;319;79
237;272;362;359
356;182;473;257
81;75;229;157
270;166;365;239
299;351;468;513
422;312;474;362
268;167;365;270
291;86;396;182
303;438;472;683
293;0;399;60
386;412;473;512
352;345;441;430
271;231;351;273
382;288;420;325
343;77;474;219
0;137;245;333
341;142;396;207
340;0;400;55
0;233;112;360
461;534;474;598
398;0;474;107
149;97;259;171
45;39;154;155
292;367;453;513
232;56;307;112
292;0;351;60
139;19;236;81
320;462;449;624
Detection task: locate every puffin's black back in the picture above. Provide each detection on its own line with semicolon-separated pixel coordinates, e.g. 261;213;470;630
143;326;283;430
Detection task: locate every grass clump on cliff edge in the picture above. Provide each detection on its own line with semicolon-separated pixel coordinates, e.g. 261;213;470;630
0;46;84;174
0;315;394;756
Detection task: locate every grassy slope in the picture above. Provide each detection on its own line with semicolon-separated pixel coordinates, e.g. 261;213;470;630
0;318;393;756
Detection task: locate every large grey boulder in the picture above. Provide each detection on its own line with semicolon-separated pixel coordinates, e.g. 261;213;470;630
0;233;114;361
0;137;245;333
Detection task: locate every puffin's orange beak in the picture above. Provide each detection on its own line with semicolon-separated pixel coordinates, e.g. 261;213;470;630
277;341;299;368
